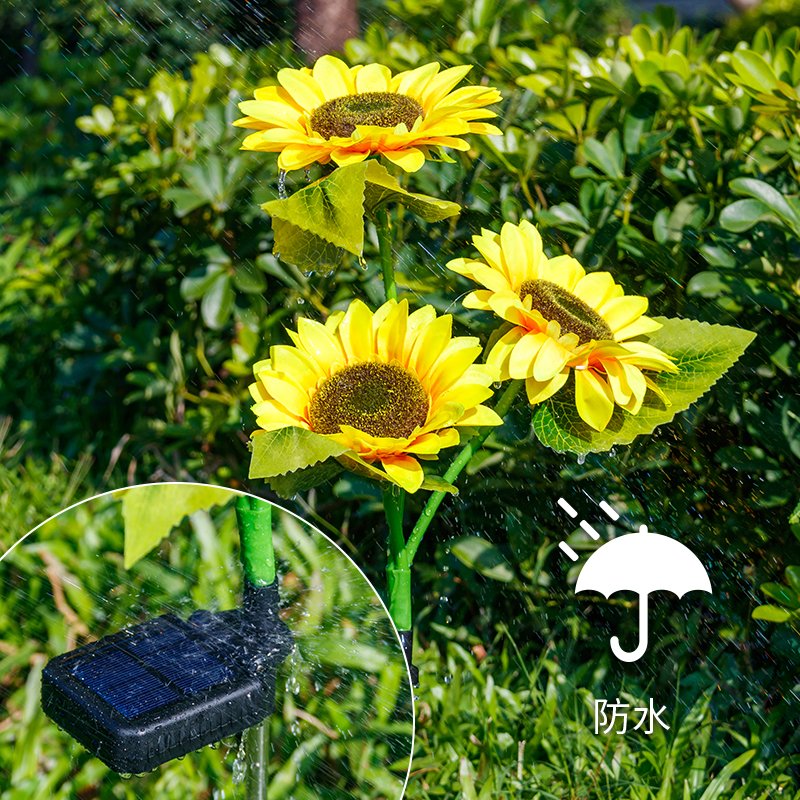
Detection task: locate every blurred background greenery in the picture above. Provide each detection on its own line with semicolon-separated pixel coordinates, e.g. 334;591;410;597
0;488;413;798
1;0;799;797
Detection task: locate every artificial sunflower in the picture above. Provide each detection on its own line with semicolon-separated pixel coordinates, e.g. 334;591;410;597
235;55;501;173
447;220;678;432
249;299;502;493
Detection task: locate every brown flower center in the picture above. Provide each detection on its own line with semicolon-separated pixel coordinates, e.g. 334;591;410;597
309;362;429;439
310;92;424;139
518;279;613;344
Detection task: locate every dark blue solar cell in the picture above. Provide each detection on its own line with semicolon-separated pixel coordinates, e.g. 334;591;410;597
72;646;179;719
124;625;233;695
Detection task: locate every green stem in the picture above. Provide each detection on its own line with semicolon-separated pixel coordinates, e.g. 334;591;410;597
236;495;276;587
244;719;269;800
375;205;397;301
405;379;524;563
383;485;411;630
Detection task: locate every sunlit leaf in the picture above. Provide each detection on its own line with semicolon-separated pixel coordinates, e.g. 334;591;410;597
121;484;234;568
262;160;460;271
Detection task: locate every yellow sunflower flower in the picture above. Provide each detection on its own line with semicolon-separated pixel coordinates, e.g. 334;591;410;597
249;299;502;493
234;55;501;173
447;220;678;432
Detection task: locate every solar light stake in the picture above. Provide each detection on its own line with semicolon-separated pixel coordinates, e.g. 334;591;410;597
236;495;277;587
235;494;276;799
41;496;292;777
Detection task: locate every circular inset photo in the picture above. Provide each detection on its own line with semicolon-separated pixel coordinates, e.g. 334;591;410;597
0;483;414;799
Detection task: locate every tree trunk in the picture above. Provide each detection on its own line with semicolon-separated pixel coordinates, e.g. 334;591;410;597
295;0;359;61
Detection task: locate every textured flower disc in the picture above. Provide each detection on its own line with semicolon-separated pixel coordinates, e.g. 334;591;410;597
447;220;677;432
235;55;502;172
309;362;429;438
248;299;502;493
310;93;424;140
518;280;613;345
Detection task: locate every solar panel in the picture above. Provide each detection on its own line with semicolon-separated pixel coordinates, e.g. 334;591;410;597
72;645;180;719
41;583;293;775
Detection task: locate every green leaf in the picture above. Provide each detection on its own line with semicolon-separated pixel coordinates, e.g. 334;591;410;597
451;536;515;582
752;604;791;622
729;177;800;235
785;566;800;593
269;461;344;498
532;317;756;455
262;161;460;271
583;134;624;179
249;427;349;480
249;427;457;494
121;484;233;568
201;272;234;329
730;50;778;93
719;198;778;232
361;160;461;221
761;581;799;609
697;749;755;800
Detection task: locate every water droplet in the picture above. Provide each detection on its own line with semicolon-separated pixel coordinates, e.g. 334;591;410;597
232;734;247;784
278;170;288;199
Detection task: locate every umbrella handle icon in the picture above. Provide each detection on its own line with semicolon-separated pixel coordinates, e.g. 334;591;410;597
610;592;649;663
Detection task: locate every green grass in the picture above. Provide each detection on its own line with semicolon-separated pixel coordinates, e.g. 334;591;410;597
406;632;799;800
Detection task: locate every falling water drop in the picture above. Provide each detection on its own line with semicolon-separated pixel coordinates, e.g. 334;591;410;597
232;734;247;784
278;170;288;199
577;453;586;466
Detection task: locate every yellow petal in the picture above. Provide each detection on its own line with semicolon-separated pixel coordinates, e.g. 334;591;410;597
258;372;310;414
427;338;483;395
604;359;632;406
382;147;426;172
486;328;523;381
381;454;424;493
509;332;547;379
456;404;503;427
541;255;584;291
406;428;460;454
525;370;569;404
532;336;571;382
499;221;530;288
409;314;453;381
355;63;392;93
312;55;354;100
376;299;408;363
393;62;440;97
252;400;306;430
277;145;328;171
276;68;326;110
574;369;615;431
572;271;618;307
419;64;472;107
295;318;345;370
330;148;370;167
614;314;662;341
463;290;493;310
600;295;649;334
337;299;374;362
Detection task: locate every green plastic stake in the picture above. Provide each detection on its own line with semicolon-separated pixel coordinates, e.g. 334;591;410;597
236;495;276;587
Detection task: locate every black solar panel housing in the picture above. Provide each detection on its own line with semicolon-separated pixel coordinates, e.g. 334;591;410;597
41;584;292;774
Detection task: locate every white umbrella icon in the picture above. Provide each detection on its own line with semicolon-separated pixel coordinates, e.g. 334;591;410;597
575;525;712;662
